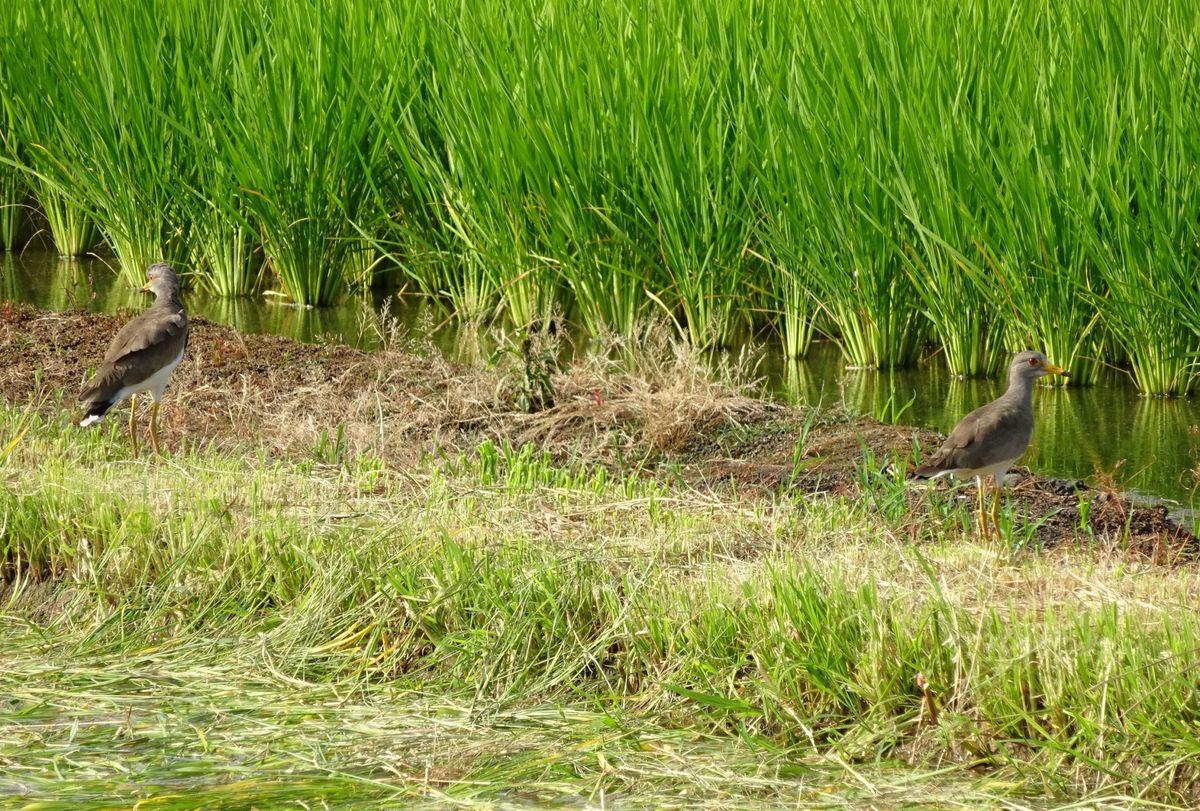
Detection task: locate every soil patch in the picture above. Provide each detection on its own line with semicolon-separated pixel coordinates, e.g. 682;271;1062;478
1;302;1194;559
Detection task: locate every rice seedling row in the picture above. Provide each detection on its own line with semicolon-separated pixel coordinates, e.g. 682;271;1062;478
1;0;1197;392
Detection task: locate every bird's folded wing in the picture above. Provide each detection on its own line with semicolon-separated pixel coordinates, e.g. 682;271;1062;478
81;312;188;405
102;311;188;364
928;403;1021;471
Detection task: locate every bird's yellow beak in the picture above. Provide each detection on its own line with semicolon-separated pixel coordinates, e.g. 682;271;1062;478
1043;363;1069;378
141;281;153;292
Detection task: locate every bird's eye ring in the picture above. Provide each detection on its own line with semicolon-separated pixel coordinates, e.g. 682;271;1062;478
1027;357;1039;366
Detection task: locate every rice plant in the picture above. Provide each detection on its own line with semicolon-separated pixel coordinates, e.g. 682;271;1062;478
2;0;1199;390
965;5;1149;386
379;2;632;330
10;0;197;282
371;109;507;323
0;34;99;258
190;210;259;297
380;0;760;343
759;256;817;359
0;254;14;300
0;14;27;252
0;166;24;252
755;2;929;369
215;0;397;306
171;4;261;298
415;3;563;330
884;57;1011;378
35;184;98;258
616;0;760;348
1075;4;1200;396
0;118;25;252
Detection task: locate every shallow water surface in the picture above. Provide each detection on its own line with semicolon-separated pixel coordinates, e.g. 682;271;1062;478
4;250;1198;506
0;251;401;349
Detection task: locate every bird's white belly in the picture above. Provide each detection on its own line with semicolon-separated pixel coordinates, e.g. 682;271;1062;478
114;344;187;405
937;458;1017;485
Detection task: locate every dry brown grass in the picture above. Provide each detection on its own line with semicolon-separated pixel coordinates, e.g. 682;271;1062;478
0;305;777;468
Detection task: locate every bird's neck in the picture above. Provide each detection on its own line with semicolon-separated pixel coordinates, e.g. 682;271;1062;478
1002;372;1035;405
152;287;185;312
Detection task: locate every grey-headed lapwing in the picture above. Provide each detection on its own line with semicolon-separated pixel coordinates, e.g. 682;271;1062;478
913;351;1068;538
79;263;189;457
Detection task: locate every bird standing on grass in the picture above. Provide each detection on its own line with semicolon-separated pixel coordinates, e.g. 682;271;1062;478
912;351;1068;539
79;263;189;458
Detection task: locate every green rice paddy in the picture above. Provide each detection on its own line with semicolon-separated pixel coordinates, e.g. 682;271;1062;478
4;4;1200;805
1;0;1198;392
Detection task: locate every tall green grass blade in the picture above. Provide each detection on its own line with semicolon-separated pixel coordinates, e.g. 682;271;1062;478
215;0;397;306
36;184;98;259
0;166;25;252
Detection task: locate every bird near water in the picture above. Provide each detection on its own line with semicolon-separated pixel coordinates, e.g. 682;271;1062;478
78;263;189;457
912;351;1068;539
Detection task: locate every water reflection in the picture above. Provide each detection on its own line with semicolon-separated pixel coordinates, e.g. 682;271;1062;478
1;250;392;349
0;252;114;310
777;359;815;407
1129;398;1200;497
4;250;1199;506
206;294;380;348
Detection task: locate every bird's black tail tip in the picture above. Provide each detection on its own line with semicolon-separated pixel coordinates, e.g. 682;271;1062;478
77;399;113;427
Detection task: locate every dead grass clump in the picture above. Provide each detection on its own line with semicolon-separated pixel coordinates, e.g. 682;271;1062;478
2;303;1195;555
0;305;776;469
507;324;780;460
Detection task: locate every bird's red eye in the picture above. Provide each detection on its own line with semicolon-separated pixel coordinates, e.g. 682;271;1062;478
1028;357;1039;366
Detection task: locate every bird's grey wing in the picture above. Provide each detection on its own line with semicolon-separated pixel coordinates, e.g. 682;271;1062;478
919;407;984;472
923;402;1026;472
101;309;188;364
81;312;189;405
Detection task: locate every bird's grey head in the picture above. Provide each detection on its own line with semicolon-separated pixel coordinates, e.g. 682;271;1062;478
142;263;181;298
1009;351;1069;383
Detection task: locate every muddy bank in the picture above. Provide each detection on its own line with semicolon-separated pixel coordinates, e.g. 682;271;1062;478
1;302;1194;559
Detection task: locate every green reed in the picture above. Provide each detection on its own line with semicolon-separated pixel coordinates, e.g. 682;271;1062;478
0;167;24;252
617;0;760;348
0;121;25;252
0;15;26;252
1074;3;1200;396
10;0;196;282
170;3;260;298
35;184;98;258
214;0;396;306
755;1;930;368
3;0;1200;392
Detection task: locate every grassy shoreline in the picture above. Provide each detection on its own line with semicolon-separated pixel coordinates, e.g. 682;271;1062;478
2;315;1199;806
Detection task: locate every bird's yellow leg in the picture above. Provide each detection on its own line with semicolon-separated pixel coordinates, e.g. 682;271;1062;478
990;484;1003;539
149;401;162;456
976;477;990;539
128;393;140;459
